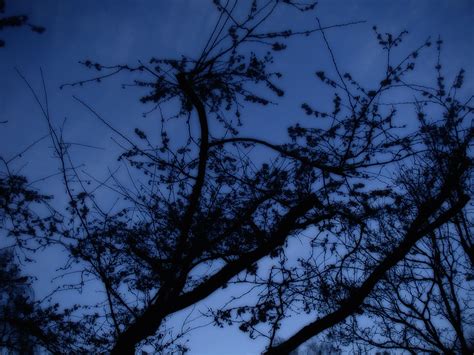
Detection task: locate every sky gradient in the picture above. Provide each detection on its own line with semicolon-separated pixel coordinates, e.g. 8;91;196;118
1;1;473;354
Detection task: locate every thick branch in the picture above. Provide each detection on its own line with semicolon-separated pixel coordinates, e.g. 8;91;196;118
175;196;327;310
265;165;470;354
110;73;210;354
110;195;321;354
175;72;210;245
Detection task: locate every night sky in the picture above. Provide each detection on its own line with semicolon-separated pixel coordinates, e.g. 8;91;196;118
1;1;473;354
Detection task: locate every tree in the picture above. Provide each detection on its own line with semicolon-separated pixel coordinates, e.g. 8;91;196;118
2;1;473;354
346;211;473;354
0;172;86;354
0;248;36;354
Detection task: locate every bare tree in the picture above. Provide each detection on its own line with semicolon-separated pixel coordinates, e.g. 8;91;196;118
345;211;473;355
3;1;472;354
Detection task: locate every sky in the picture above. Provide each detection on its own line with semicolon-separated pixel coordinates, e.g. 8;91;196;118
0;0;473;354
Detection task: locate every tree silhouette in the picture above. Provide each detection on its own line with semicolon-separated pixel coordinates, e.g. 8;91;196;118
0;174;87;354
2;1;473;354
346;211;473;354
0;248;36;353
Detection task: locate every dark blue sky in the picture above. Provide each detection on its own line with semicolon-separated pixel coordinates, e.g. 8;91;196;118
1;1;473;353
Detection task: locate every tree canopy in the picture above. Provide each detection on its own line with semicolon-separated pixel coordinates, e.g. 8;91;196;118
1;1;473;354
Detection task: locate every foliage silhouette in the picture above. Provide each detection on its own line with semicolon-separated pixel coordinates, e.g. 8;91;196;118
1;1;473;354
